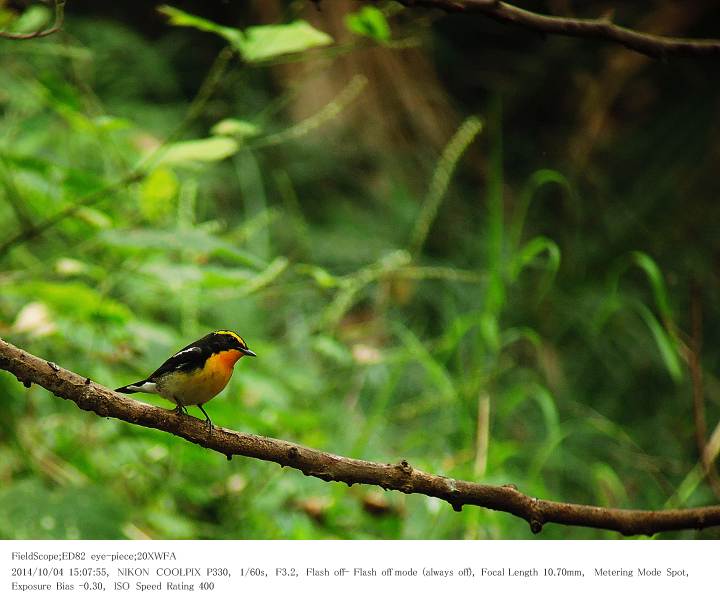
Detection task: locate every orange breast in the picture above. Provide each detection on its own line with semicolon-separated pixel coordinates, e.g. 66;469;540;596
156;350;244;405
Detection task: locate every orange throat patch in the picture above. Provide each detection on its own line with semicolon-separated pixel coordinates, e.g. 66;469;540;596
210;349;243;371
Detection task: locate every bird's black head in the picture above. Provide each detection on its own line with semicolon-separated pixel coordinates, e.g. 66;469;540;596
210;330;256;357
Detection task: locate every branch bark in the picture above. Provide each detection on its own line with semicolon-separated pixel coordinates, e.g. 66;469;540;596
376;0;720;58
2;336;719;536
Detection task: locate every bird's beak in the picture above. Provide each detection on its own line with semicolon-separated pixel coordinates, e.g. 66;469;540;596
240;347;256;357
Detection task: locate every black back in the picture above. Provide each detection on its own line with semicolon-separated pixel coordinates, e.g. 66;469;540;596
148;331;246;379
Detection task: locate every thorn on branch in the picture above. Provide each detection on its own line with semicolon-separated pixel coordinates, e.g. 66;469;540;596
84;377;91;385
226;454;233;461
47;361;59;371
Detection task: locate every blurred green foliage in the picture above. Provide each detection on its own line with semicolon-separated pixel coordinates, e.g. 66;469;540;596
0;1;718;540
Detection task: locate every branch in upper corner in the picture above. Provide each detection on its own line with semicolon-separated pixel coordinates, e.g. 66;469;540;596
0;1;67;41
367;0;720;58
1;337;720;536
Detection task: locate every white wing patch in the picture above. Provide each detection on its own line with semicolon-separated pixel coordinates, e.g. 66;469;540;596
126;381;158;394
173;346;202;358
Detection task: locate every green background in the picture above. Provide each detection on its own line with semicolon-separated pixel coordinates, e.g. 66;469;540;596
0;1;719;539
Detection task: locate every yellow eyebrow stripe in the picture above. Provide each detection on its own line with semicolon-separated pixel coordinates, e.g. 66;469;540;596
214;330;247;348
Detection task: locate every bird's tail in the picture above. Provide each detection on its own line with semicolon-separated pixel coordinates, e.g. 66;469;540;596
116;380;157;394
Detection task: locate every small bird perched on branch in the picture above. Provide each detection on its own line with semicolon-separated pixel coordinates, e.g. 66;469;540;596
116;330;256;430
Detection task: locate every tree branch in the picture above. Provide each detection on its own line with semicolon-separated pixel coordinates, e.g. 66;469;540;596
0;1;66;41
2;336;719;536
377;0;720;58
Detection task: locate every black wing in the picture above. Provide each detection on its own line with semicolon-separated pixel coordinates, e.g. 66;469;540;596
149;345;205;379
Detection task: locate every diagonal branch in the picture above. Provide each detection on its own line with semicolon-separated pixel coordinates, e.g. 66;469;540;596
375;0;720;58
0;1;67;41
2;336;720;536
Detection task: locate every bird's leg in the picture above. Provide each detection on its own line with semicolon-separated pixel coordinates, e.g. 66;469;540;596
198;404;213;432
173;398;187;415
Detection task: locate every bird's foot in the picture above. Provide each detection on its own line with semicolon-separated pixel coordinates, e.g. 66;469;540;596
197;405;213;432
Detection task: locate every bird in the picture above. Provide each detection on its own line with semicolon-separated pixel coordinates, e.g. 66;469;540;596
116;330;256;430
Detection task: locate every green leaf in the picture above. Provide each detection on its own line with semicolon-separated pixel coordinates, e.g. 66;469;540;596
511;169;570;248
198;266;256;288
634;302;683;383
500;326;542;354
604;251;673;326
12;281;132;325
510;235;561;299
8;5;51;34
529;384;561;441
75;207;112;229
140;168;179;221
594;252;684;384
157;137;239;166
241;21;333;62
211;119;261;138
158;5;244;49
479;312;500;353
159;6;332;62
100;228;265;268
345;6;391;42
628;251;672;321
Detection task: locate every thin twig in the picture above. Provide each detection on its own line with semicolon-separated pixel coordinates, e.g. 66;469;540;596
2;336;719;536
0;1;66;41
375;0;720;58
